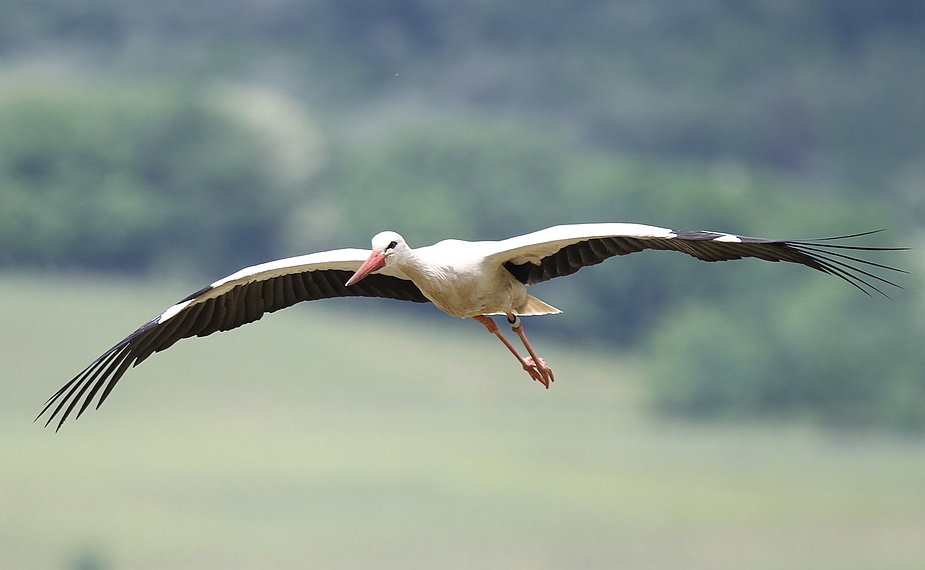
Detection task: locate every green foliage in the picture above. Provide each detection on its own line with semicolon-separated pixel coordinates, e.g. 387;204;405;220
2;1;922;188
647;281;925;429
326;122;587;245
0;82;309;275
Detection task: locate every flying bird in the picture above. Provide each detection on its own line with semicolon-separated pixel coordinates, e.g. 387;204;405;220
39;223;906;430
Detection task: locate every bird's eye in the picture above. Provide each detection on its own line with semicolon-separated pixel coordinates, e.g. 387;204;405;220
387;240;398;251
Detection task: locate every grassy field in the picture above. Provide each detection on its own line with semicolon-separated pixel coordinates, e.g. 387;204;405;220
2;273;924;569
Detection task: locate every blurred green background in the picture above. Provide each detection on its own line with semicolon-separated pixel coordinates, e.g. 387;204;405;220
1;1;924;568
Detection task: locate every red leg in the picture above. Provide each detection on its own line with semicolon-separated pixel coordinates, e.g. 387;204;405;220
507;314;554;387
473;315;552;387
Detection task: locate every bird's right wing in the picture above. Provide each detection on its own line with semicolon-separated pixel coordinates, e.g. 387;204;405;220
39;248;430;431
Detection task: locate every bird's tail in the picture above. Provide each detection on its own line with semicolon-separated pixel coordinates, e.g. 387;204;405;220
515;295;562;316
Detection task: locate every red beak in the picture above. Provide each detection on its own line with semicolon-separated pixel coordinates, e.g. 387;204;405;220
346;250;386;286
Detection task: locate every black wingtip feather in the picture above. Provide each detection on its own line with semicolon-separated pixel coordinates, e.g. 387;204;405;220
783;233;909;299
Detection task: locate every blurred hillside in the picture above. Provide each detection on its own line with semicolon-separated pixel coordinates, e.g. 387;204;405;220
1;0;923;427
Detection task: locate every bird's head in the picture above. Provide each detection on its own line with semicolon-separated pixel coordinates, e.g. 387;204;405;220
346;231;407;286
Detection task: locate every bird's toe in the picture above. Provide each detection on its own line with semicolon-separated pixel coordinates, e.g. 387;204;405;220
523;357;554;388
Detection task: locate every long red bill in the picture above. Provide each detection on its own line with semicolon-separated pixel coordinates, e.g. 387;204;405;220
346;250;386;286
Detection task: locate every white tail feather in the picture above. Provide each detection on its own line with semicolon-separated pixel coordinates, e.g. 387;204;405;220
516;295;562;316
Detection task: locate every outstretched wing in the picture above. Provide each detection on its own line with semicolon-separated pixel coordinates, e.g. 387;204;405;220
488;223;907;296
39;248;429;431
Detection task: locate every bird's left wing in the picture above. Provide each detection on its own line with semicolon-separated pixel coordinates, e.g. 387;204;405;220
39;249;430;430
486;223;907;296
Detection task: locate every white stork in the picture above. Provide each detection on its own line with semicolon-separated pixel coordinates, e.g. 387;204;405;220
39;223;905;430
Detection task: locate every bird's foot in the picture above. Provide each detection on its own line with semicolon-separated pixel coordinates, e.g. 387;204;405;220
523;356;554;388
